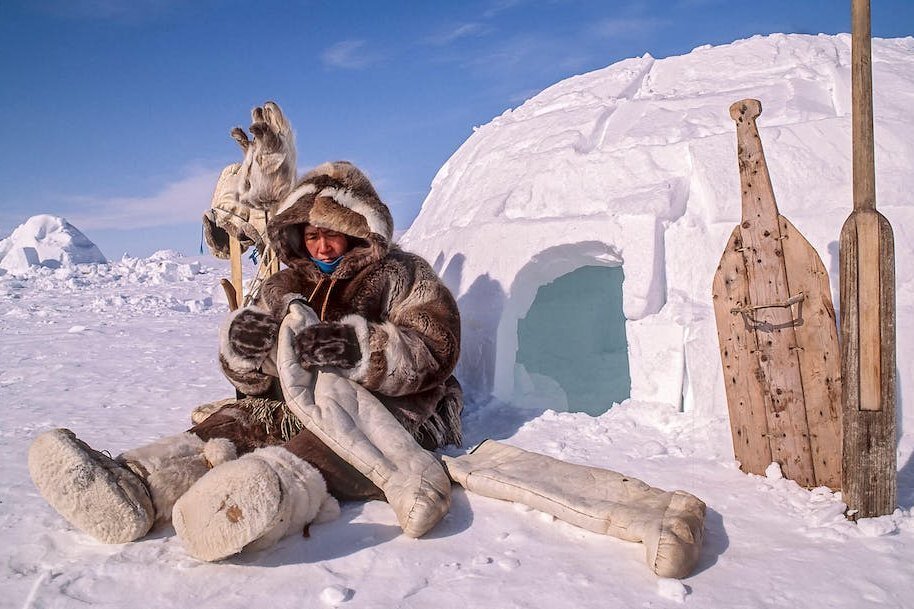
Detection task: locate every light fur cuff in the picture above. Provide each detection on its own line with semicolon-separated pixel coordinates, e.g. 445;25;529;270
219;306;272;373
336;314;371;382
373;321;416;396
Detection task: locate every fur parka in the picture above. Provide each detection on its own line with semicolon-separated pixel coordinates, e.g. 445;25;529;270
220;161;463;449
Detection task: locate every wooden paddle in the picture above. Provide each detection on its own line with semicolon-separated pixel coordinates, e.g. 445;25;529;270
713;99;842;489
840;0;897;518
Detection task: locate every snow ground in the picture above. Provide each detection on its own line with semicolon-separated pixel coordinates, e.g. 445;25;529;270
2;254;913;609
4;32;914;609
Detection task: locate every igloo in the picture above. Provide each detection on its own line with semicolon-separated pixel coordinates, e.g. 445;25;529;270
0;215;107;274
400;33;914;418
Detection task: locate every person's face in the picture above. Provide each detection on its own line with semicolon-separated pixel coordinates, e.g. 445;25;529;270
303;225;349;261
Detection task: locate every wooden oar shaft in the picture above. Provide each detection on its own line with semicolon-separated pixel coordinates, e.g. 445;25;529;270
729;100;779;225
852;0;881;411
852;0;876;212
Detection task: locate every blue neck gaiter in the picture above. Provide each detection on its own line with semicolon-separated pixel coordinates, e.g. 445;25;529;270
310;256;344;274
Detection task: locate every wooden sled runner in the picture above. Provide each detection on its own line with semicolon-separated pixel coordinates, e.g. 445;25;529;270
712;99;842;489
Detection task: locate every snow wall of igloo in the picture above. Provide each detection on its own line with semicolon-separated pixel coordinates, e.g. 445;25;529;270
401;34;914;422
0;215;107;274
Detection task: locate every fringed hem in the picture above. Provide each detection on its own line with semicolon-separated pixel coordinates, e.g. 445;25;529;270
234;397;305;443
412;393;464;450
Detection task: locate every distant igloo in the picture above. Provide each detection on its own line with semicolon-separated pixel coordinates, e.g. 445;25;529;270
400;34;914;417
0;215;106;274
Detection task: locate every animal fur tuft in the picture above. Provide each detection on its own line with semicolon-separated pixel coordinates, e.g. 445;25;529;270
233;101;297;210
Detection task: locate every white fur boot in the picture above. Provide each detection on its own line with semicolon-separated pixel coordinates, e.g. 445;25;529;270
442;440;707;579
276;301;451;539
172;446;339;562
118;432;237;527
28;429;236;544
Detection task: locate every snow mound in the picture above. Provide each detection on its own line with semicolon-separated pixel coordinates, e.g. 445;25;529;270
0;217;225;317
0;214;106;274
0;249;221;318
148;249;185;261
117;253;204;284
401;34;914;421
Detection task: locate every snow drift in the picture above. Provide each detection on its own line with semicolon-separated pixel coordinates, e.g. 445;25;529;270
0;215;106;274
401;33;914;424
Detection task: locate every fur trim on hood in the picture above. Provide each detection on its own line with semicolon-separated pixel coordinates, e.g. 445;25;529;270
267;161;394;279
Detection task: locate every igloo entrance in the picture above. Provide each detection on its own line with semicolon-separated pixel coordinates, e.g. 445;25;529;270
514;265;630;415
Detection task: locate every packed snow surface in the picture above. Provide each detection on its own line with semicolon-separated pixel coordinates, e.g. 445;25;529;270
0;215;106;275
3;34;914;609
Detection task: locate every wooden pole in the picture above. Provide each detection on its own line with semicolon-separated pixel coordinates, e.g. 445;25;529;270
265;210;281;275
840;0;897;518
270;249;281;275
229;234;243;306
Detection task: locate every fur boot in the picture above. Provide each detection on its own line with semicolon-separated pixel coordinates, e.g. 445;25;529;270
442;440;707;579
28;429;236;544
29;429;155;544
118;432;237;527
277;301;451;538
172;446;339;562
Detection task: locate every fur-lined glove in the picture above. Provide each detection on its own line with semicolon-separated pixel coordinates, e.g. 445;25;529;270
228;308;280;362
295;322;361;369
231;102;296;210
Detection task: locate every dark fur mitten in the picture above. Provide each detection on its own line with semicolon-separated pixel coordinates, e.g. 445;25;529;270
295;322;362;369
227;308;280;361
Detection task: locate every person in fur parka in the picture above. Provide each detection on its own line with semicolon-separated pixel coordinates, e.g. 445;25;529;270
210;160;464;497
27;160;463;558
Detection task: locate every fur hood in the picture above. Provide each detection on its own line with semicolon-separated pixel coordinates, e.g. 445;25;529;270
267;161;395;279
222;160;463;450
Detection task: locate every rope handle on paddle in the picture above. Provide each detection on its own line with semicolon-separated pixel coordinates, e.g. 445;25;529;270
729;292;805;315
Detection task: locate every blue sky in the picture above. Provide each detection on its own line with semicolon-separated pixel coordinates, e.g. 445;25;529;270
1;0;911;259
